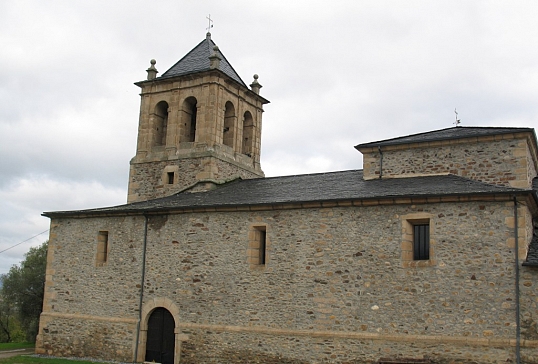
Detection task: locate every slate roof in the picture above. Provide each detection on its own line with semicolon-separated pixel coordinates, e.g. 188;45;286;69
158;33;247;87
355;126;536;149
43;170;531;217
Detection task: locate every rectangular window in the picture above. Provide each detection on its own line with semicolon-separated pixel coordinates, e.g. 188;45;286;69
258;228;266;265
248;225;267;267
167;172;174;185
413;224;430;260
96;231;109;266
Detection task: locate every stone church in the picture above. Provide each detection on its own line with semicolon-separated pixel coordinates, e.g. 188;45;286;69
36;33;538;364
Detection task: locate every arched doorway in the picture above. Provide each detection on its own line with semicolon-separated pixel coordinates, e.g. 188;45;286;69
145;308;175;364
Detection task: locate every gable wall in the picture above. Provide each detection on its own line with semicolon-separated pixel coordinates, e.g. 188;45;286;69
37;200;538;363
362;137;536;189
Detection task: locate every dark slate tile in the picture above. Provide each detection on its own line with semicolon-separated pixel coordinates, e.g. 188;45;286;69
159;34;246;87
43;170;530;217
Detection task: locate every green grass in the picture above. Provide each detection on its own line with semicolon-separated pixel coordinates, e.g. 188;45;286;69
0;343;34;351
0;344;114;364
0;356;103;364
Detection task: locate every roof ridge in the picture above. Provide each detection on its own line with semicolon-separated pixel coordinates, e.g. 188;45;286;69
160;37;209;78
212;40;247;87
356;125;535;149
253;169;363;181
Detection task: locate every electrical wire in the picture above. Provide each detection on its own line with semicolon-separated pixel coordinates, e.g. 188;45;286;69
0;229;49;254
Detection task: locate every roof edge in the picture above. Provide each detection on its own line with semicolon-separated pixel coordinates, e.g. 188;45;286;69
42;189;534;219
355;126;535;150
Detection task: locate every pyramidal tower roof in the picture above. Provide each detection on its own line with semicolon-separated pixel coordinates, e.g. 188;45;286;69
158;32;247;87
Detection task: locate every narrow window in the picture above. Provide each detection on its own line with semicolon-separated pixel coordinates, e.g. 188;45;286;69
167;172;174;185
258;228;267;265
190;106;197;142
96;231;109;266
248;225;267;267
413;224;430;260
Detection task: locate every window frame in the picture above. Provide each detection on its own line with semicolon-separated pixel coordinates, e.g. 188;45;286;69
401;214;435;267
247;225;268;268
96;231;109;266
162;166;179;187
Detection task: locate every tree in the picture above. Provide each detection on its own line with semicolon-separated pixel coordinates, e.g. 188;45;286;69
0;299;25;343
1;241;48;342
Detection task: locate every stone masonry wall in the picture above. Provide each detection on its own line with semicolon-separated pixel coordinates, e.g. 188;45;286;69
128;155;261;202
37;201;538;363
37;316;136;362
179;329;529;364
362;138;534;189
37;215;145;361
42;216;145;317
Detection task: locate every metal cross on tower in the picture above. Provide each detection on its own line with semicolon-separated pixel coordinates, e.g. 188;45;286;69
206;14;214;32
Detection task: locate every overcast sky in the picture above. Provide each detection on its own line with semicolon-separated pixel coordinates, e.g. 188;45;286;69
1;0;537;274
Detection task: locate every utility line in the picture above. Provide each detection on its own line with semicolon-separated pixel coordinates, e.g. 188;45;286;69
0;229;49;254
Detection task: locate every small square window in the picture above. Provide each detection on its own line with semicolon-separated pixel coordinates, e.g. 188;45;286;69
167;172;174;185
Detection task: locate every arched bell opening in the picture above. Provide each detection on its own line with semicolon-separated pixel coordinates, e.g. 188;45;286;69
242;111;254;157
181;97;198;143
223;101;236;149
153;101;169;147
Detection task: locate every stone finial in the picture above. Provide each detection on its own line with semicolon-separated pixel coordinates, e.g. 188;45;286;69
250;74;262;94
146;59;158;80
209;46;222;69
206;32;211;40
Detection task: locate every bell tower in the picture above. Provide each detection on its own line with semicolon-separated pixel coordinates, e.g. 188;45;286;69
127;33;269;203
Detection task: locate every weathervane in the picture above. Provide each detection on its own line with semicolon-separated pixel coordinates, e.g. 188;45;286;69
206;14;214;32
454;108;461;126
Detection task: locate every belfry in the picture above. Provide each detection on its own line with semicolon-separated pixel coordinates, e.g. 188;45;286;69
128;32;269;203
